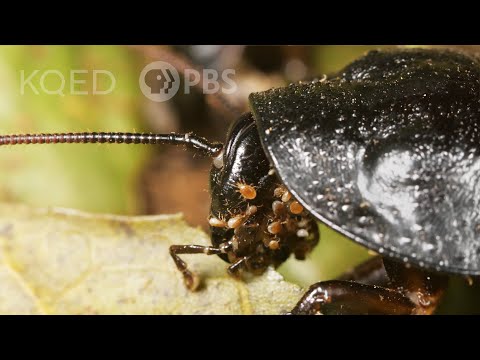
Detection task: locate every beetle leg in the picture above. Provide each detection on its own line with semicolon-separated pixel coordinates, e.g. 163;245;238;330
291;280;416;315
291;258;448;315
338;256;389;286
382;258;448;315
169;244;223;291
227;257;248;278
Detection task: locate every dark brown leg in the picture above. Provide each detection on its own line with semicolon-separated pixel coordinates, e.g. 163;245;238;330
291;257;448;315
227;257;247;278
169;244;223;291
382;258;448;314
291;280;416;315
338;256;389;286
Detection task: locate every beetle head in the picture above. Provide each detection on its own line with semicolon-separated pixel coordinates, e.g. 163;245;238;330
207;112;319;271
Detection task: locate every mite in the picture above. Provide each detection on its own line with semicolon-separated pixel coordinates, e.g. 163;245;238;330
1;48;479;314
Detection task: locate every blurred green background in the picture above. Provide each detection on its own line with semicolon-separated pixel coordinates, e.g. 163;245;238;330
0;46;149;214
0;45;478;313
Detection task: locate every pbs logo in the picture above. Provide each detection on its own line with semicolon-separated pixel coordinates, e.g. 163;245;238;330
139;61;180;102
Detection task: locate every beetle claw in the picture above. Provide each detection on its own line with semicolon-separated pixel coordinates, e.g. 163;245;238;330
182;270;201;291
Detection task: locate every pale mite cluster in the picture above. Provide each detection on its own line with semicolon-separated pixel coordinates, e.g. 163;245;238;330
208;172;312;253
207;182;258;230
268;185;310;249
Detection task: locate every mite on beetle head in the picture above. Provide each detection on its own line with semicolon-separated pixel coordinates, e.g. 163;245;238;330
4;48;480;314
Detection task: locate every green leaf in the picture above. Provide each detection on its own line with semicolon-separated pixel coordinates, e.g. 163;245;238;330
0;203;302;314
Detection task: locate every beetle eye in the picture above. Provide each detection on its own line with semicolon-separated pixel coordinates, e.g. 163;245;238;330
213;149;224;169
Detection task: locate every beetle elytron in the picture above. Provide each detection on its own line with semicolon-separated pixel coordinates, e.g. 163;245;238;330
2;48;479;314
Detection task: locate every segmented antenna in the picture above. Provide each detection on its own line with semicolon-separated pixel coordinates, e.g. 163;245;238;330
0;132;223;157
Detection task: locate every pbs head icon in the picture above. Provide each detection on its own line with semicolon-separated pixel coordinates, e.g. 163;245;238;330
139;61;180;102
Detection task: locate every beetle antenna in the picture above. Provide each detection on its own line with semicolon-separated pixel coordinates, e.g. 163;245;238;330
0;132;223;157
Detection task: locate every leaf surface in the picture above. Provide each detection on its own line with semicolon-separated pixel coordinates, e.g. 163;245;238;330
0;203;302;314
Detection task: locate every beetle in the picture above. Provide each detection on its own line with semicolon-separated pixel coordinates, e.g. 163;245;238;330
1;48;478;314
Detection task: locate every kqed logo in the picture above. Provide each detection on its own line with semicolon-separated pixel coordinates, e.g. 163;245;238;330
139;61;180;102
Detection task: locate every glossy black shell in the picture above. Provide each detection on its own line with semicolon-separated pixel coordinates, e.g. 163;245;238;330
249;49;480;275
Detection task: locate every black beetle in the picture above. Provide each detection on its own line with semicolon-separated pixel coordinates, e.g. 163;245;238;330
1;48;478;314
